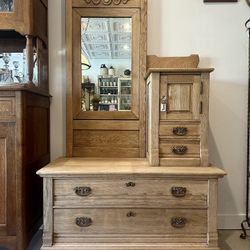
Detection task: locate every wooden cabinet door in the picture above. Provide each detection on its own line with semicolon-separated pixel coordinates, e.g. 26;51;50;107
0;122;16;237
160;74;201;121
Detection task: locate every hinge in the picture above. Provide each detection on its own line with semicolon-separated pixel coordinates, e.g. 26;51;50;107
200;81;204;95
200;101;203;114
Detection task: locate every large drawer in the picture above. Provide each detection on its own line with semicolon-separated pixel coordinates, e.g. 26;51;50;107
54;208;207;235
53;179;208;208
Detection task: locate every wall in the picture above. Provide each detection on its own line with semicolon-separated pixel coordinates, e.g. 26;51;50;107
49;0;250;229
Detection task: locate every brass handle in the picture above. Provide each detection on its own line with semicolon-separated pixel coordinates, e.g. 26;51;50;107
171;187;187;197
172;146;188;155
173;127;188;136
126;182;136;187
75;217;92;227
127;211;136;217
74;187;92;196
171;217;187;228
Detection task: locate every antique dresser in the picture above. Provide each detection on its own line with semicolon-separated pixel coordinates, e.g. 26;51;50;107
37;0;225;249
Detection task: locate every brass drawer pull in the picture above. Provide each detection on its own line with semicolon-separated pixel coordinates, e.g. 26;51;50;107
172;146;188;155
75;217;92;227
171;217;187;228
171;187;187;197
74;187;92;196
126;182;136;187
173;127;188;136
127;211;136;217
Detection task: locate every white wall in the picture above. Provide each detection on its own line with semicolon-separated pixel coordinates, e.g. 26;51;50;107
49;0;250;229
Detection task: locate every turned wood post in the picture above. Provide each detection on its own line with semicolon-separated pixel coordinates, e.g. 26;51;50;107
25;35;34;85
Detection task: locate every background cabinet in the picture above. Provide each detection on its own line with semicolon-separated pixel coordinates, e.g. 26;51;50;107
0;0;48;44
0;1;49;249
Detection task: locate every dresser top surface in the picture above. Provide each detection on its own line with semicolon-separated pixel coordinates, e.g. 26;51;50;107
37;158;226;178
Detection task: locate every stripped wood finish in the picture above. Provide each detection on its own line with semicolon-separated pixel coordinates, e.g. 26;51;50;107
146;68;213;166
37;158;226;250
66;0;147;158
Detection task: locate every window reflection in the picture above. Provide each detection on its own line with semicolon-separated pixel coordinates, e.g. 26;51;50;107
0;0;14;12
81;17;132;112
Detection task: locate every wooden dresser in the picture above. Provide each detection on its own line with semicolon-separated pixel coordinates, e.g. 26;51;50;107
37;158;225;250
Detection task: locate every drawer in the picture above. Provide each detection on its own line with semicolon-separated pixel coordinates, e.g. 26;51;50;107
160;123;200;138
54;179;207;207
159;140;200;158
54;208;207;235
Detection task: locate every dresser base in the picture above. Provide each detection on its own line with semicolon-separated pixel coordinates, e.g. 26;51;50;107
41;243;219;250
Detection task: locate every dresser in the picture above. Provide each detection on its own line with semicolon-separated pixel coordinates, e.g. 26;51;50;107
37;158;225;250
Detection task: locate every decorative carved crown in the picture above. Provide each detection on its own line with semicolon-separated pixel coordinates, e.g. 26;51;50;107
84;0;130;5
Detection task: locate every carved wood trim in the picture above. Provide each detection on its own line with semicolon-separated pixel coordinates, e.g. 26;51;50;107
84;0;130;5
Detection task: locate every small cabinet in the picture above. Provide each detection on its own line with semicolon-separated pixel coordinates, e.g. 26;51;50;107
146;68;213;167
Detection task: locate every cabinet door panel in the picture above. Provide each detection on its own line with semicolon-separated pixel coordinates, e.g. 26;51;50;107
0;138;7;226
160;75;201;120
0;123;16;235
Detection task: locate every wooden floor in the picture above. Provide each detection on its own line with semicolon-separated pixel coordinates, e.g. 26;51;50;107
25;229;250;250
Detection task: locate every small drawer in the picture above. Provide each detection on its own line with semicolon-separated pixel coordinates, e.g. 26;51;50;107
54;208;207;235
160;123;200;138
159;140;200;158
54;179;207;208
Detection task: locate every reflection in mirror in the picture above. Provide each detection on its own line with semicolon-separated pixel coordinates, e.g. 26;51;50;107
0;0;14;12
81;17;132;112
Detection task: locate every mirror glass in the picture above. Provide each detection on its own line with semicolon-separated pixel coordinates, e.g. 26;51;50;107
0;0;14;12
81;17;132;112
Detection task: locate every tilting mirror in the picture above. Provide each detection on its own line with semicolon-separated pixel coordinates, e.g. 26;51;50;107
81;17;132;112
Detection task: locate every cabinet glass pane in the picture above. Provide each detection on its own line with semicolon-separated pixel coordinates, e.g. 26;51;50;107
81;17;132;112
0;0;14;12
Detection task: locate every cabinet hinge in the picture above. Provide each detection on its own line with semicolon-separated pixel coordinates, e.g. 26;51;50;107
200;81;204;95
200;101;203;114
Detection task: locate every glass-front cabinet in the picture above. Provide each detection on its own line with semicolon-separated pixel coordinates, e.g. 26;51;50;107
0;0;48;89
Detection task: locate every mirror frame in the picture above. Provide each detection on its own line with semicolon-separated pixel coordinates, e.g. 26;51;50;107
66;0;147;156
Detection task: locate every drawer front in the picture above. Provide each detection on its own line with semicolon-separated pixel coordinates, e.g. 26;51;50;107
159;140;200;158
54;179;207;207
54;208;207;235
160;123;200;138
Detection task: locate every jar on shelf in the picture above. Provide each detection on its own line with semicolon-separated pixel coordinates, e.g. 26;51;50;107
100;64;108;76
108;66;115;76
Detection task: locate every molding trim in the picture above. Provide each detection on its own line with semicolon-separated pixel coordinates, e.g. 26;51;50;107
84;0;130;5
